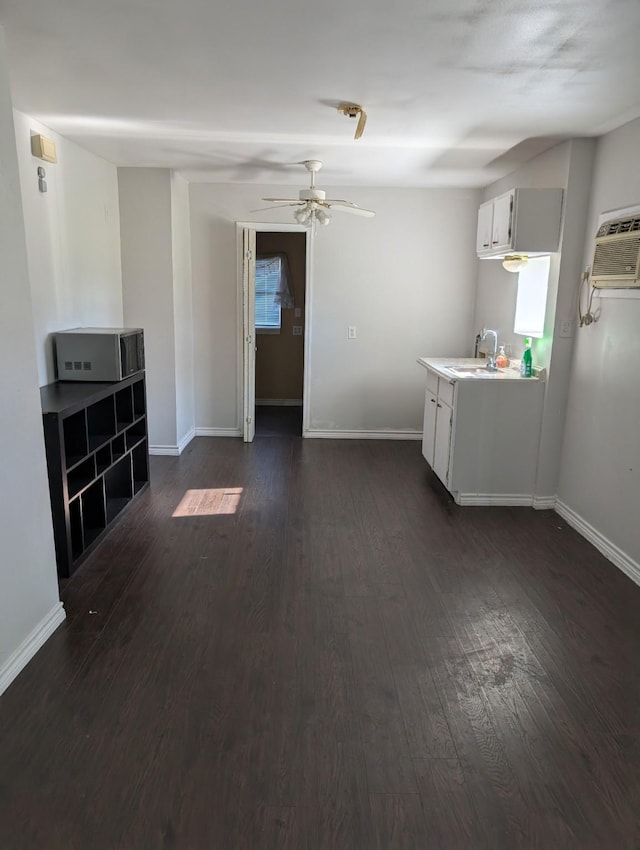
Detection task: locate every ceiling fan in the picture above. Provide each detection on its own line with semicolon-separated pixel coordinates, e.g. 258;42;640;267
254;160;375;226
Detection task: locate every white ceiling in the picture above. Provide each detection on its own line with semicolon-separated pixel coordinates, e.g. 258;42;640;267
1;0;640;187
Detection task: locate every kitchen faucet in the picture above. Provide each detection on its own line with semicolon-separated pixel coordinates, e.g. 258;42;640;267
481;328;498;371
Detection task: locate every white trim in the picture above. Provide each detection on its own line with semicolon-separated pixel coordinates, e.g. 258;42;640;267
302;230;313;436
178;428;196;453
532;495;557;510
0;602;66;696
149;445;180;456
304;429;422;441
256;398;303;407
195;427;242;438
454;493;534;506
555;500;640;587
236;222;312;444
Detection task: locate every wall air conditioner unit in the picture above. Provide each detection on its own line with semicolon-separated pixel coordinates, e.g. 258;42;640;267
591;215;640;288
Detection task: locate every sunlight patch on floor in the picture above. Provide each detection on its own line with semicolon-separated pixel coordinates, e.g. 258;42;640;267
172;487;243;517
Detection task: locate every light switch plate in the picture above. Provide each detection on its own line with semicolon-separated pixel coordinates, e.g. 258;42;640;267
348;326;357;339
294;307;301;318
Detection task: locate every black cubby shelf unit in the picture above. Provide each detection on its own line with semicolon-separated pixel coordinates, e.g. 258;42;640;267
40;372;149;578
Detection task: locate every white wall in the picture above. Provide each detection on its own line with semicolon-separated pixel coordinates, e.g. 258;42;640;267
0;31;63;694
190;183;480;433
13;111;123;386
119;168;177;448
171;173;195;446
558;118;640;570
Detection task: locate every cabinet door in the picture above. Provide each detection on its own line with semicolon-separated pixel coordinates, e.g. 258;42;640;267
491;192;514;251
422;390;437;466
433;401;452;486
476;201;494;253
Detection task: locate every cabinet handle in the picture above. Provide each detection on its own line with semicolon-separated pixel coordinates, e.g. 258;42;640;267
437;402;442;408
430;398;436;404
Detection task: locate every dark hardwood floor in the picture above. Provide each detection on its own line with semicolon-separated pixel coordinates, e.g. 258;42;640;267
255;405;303;437
1;435;639;849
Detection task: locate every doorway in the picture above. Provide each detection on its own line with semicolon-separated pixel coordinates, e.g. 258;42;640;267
239;223;311;442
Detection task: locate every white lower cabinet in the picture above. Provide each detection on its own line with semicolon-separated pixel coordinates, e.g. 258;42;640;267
420;366;545;505
421;390;437;466
432;398;452;485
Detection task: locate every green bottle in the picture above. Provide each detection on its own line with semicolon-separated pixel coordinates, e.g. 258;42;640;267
521;337;533;377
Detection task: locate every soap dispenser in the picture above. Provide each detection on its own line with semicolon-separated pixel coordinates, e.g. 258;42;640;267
495;345;509;369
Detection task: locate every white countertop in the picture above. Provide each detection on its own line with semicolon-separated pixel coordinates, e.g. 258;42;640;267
417;357;544;382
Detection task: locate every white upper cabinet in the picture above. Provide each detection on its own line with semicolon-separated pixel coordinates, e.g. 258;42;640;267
476;188;563;258
476;201;494;253
491;192;514;252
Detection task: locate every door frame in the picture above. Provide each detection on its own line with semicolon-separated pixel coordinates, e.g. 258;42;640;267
236;221;314;439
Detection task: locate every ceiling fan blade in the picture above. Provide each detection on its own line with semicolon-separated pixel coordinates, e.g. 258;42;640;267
251;203;301;212
261;197;301;203
355;108;367;140
326;202;375;218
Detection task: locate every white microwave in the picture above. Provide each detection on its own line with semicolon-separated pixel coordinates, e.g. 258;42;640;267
54;328;145;382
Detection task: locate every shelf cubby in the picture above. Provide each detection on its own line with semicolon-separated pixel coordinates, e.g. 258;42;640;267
132;440;149;494
41;373;149;577
115;385;134;430
87;396;116;452
96;444;112;474
68;455;96;498
105;455;133;523
70;498;84;560
63;410;88;467
82;479;107;548
125;418;146;451
111;433;125;462
133;380;146;418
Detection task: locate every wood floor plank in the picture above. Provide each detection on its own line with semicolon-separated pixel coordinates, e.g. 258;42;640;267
368;793;427;850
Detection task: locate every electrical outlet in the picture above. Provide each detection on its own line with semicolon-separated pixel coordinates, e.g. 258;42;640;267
292;325;302;336
348;326;357;339
559;319;573;338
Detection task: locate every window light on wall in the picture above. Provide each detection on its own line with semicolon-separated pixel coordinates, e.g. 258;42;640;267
514;255;550;338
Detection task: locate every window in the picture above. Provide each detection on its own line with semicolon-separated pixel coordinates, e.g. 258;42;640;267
255;256;283;331
514;255;550;338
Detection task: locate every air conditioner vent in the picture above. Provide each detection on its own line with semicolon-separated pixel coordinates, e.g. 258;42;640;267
596;215;640;237
592;216;640;288
83;362;92;371
64;361;73;371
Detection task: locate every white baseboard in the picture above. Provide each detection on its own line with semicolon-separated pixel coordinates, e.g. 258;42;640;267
149;445;180;456
304;429;422;441
177;429;196;454
150;429;197;456
195;427;242;438
256;399;303;407
0;602;66;696
533;495;557;510
555;500;640;587
455;493;534;506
